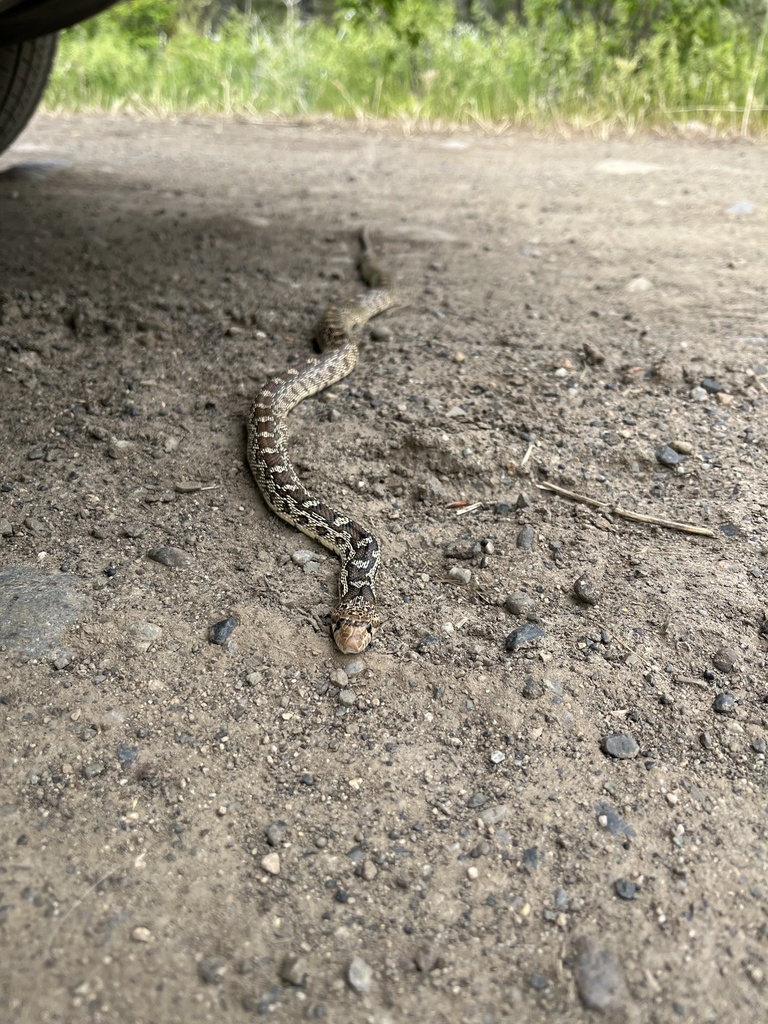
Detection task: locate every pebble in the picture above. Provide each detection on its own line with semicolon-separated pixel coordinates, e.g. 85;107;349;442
197;959;227;984
713;692;736;714
489;750;505;765
370;325;392;342
522;676;545;699
505;592;536;617
290;548;319;566
601;733;639;759
573;936;628;1012
148;546;193;568
82;761;106;779
347;956;373;994
700;377;726;394
122;522;146;538
690;386;709;402
260;852;281;875
516;525;536;551
712;646;737;673
448;566;472;585
131;926;153;943
0;519;12;536
478;804;507;827
362;860;378;881
126;621;162;652
751;737;767;754
596;801;636;838
505;623;544;652
656;444;686;468
116;744;139;767
338;688;357;707
573;574;598;605
444;539;478;560
107;440;135;459
614;878;639;900
266;821;287;847
344;659;365;677
466;866;479;880
209;617;238;645
279;955;309;987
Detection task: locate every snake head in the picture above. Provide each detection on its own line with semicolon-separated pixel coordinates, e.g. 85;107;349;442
331;599;380;654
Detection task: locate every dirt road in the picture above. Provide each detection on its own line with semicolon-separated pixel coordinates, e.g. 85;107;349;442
1;114;767;1024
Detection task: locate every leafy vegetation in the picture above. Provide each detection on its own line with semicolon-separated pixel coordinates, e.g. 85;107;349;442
45;0;768;133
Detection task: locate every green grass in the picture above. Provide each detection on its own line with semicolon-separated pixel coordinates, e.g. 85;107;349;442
44;8;768;135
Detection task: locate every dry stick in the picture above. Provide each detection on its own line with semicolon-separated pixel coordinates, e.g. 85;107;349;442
536;481;717;538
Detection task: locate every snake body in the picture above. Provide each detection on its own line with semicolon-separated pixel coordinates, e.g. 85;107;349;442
247;229;395;654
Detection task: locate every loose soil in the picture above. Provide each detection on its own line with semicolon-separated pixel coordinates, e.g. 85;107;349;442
1;114;767;1024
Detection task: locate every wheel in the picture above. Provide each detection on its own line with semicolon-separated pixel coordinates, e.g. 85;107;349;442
0;34;57;155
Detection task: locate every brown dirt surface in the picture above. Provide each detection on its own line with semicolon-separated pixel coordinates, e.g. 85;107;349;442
1;114;767;1024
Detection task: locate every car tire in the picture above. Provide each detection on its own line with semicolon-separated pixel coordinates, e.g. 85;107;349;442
0;34;58;155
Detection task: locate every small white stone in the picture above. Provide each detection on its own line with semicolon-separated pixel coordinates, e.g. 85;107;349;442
131;926;152;943
448;566;472;585
260;852;281;875
347;956;373;993
466;866;479;881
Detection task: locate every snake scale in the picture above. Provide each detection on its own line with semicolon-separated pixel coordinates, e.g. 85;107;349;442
247;228;395;654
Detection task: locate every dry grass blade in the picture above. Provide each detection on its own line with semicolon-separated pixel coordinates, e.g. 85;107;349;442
536;482;717;538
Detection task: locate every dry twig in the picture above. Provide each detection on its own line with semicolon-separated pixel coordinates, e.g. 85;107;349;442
536;481;717;538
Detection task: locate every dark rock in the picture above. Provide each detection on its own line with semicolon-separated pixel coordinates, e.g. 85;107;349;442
505;623;544;652
700;377;725;394
522;846;539;870
116;745;139;767
711;646;737;673
614;878;639;900
210;617;238;645
601;733;639;759
656;444;686;468
713;692;736;714
573;574;598;606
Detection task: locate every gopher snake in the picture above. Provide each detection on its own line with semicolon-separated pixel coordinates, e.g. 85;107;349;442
247;229;395;654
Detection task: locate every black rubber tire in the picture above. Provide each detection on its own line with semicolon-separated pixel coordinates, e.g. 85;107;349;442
0;34;58;156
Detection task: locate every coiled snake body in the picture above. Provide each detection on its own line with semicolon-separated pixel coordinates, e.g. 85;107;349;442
247;229;395;654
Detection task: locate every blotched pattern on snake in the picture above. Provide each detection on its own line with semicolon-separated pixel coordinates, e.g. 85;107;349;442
247;229;395;653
